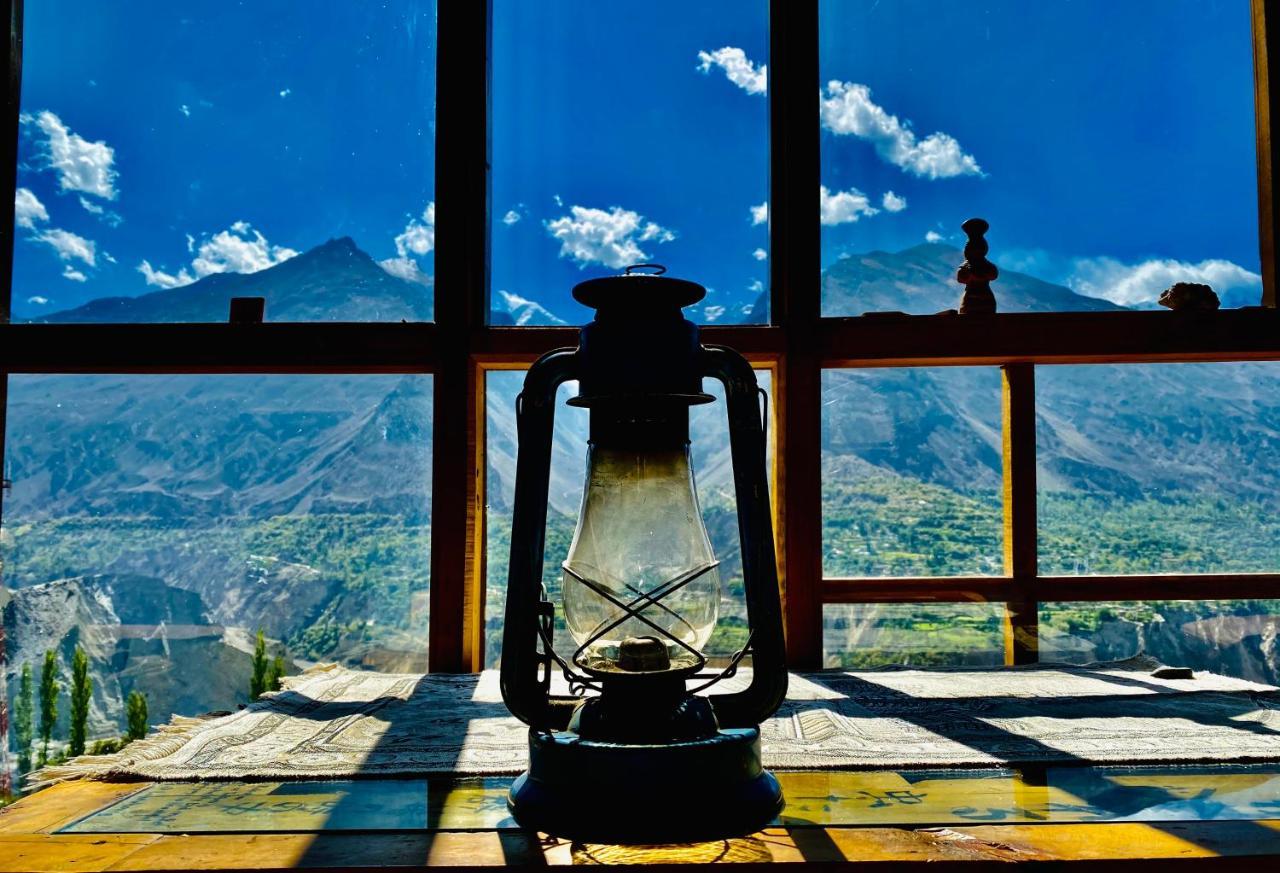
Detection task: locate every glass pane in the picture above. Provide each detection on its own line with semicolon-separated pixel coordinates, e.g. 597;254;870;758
2;375;432;769
12;2;435;322
819;0;1258;316
490;0;769;327
1038;363;1280;575
822;604;1005;669
1040;601;1280;686
822;368;1002;577
485;370;774;668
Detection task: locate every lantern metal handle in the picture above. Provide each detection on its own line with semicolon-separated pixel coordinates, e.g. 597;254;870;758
623;263;667;276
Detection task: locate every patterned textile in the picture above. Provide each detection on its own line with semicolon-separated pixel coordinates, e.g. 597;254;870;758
31;662;1280;786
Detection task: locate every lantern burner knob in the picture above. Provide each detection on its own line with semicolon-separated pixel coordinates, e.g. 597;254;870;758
618;636;671;672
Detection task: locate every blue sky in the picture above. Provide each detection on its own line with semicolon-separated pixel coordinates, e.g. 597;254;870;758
9;0;1261;323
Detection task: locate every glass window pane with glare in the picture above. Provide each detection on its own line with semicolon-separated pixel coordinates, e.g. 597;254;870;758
490;1;769;327
12;2;435;323
823;604;1005;669
2;375;432;751
819;0;1258;316
1037;363;1280;575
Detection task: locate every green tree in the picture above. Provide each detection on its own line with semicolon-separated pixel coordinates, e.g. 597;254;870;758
267;655;286;693
68;647;92;757
37;650;59;768
250;629;269;700
126;691;148;741
13;663;34;775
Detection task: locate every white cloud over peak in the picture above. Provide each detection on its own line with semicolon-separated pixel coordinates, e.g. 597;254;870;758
820;81;981;179
191;222;297;277
925;230;944;243
696;47;767;96
750;201;768;226
820;185;878;226
378;256;431;286
137;259;194;289
62;265;87;282
138;222;297;289
15;187;48;228
1067;256;1262;308
27;295;49;305
36;227;96;266
545;204;676;269
28;110;119;199
881;191;907;213
752;247;767;261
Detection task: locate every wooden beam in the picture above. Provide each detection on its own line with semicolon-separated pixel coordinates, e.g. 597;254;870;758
1255;0;1278;307
428;0;488;672
0;323;437;373
824;573;1280;603
1001;363;1038;665
771;0;823;669
820;308;1280;368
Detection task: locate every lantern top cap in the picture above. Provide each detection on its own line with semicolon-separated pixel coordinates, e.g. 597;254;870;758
573;264;706;312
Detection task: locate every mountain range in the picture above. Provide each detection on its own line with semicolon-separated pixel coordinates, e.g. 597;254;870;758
5;236;1279;744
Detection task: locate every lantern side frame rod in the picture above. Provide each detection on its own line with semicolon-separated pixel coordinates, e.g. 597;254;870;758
701;345;790;728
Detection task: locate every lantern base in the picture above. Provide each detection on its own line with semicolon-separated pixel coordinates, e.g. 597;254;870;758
508;727;782;844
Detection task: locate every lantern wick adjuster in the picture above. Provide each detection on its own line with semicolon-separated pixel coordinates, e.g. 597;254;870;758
623;263;666;276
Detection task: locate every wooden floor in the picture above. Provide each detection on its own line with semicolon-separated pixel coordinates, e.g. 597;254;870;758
3;769;1280;870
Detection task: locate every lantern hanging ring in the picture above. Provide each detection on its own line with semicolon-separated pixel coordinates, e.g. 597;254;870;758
623;262;666;276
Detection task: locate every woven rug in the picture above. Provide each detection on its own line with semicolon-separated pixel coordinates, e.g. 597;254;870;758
33;662;1280;786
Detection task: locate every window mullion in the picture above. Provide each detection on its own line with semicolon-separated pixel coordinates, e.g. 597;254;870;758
1001;362;1038;665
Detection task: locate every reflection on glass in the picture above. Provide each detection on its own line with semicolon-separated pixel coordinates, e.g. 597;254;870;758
822;368;1002;577
1039;601;1280;686
491;0;768;326
13;1;435;323
822;604;1004;669
819;0;1257;315
1037;364;1280;575
2;375;432;759
485;370;773;667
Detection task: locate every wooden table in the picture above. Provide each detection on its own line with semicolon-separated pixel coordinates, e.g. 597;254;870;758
3;767;1280;870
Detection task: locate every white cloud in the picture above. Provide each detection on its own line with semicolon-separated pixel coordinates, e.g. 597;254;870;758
36;228;96;266
137;259;194;289
925;230;944;243
62;265;87;282
881;191;907;212
179;104;191;117
138;222;296;289
553;193;564;207
696;47;767;96
28;110;119;199
752;247;767;261
545;204;676;269
1067;256;1263;307
703;304;726;321
502;209;521;226
378;256;431;286
191;222;297;277
279;88;291;98
394;202;435;257
27;295;49;305
15;187;48;228
820;81;981;179
78;195;122;226
750;201;768;226
819;185;878;226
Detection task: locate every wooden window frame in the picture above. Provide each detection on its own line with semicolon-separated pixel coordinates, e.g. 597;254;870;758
0;1;1277;674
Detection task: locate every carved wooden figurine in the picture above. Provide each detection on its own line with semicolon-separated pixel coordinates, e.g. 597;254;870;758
956;217;998;315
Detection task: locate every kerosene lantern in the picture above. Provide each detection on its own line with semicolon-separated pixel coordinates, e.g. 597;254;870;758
500;265;788;843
